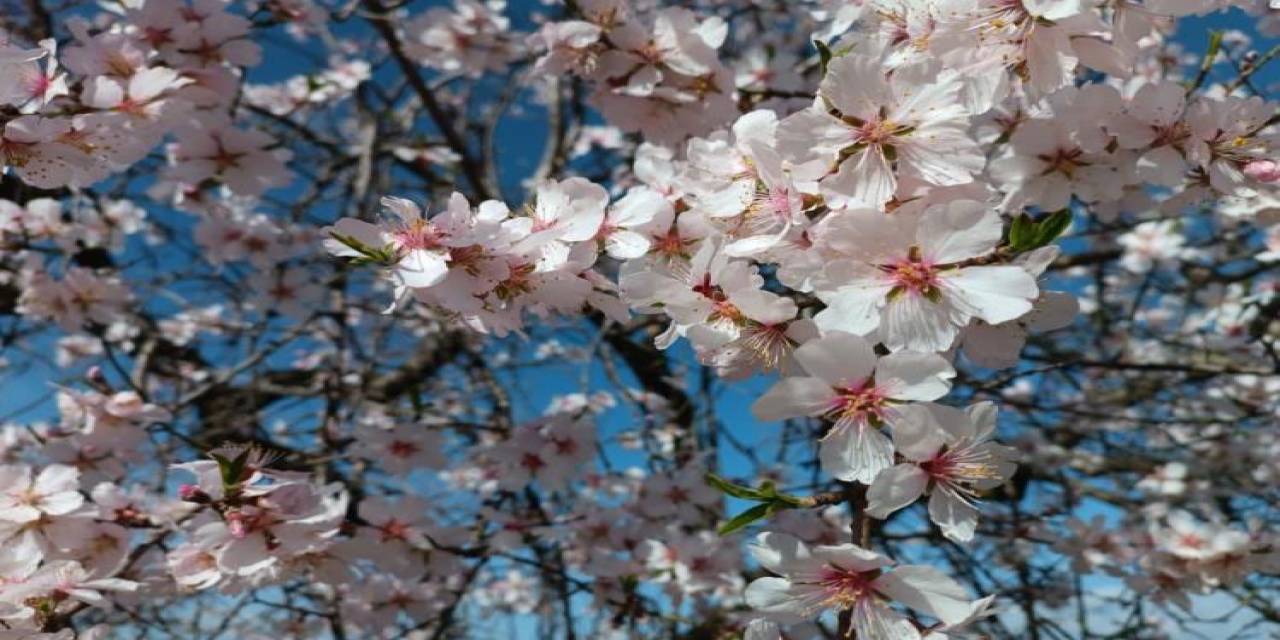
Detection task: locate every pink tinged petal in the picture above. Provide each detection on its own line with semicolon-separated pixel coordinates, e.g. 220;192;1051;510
1129;82;1185;129
820;53;892;118
752;377;836;422
604;229;651;259
881;290;960;353
967;402;999;441
826;146;896;208
38;491;84;516
217;534;275;576
744;576;822;622
34;464;79;494
725;233;787;257
793;331;876;387
395;249;449;288
731;289;797;325
944;266;1038;325
609;188;666;227
873;564;974;625
129;67;181;102
821;421;894;484
698;180;755;218
897;125;984;186
813;280;892;337
749;532;826;578
918;201;1001;264
552;178;608;241
81;77;125;109
812;543;894;573
875;352;954;402
777;107;854;162
865;464;929;519
0;505;42;522
929;488;980;543
744;619;780;640
887;404;946;461
852;598;921;640
1137;146;1188;188
1072;36;1130;77
927;404;978;443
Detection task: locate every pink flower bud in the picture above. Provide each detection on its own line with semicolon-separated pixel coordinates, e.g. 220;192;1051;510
178;484;210;503
226;511;248;538
1243;159;1280;182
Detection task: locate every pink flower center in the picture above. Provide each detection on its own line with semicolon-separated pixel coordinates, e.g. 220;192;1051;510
830;381;886;425
919;443;1003;494
817;566;875;607
888;256;940;295
393;220;443;251
853;118;900;145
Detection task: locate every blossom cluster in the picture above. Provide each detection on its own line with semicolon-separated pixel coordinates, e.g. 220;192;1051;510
0;0;1278;637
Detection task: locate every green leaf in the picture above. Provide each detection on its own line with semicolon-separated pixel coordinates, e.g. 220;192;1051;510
705;473;768;501
1009;210;1072;252
328;232;396;265
718;503;773;535
1009;214;1035;251
1034;209;1073;246
814;39;833;75
211;453;236;487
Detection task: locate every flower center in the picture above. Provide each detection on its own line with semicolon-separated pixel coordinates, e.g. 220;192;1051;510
393;219;443;251
885;249;942;301
817;566;875;608
829;381;886;425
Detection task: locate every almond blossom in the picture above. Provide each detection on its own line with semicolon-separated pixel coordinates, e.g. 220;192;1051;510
753;331;954;483
865;402;1017;542
745;532;978;636
779;53;983;207
813;201;1040;352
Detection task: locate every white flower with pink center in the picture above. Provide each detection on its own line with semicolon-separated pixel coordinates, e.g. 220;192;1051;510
814;200;1040;352
745;532;980;636
752;331;954;483
866;402;1018;543
778;53;983;208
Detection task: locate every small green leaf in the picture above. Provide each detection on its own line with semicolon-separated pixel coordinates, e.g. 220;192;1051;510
1034;209;1072;246
328;232;397;265
211;453;236;487
718;503;773;535
814;40;833;75
705;473;768;501
1009;214;1035;251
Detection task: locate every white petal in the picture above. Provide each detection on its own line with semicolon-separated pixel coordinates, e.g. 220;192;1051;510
395;250;449;288
944;266;1038;325
821;422;894;484
749;532;823;577
876;352;954;402
881;291;959;353
919;201;1001;264
866;464;929;519
744;577;819;622
929;490;980;543
604;229;651;259
887;403;946;461
794;332;876;387
752;377;836;422
874;565;974;625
